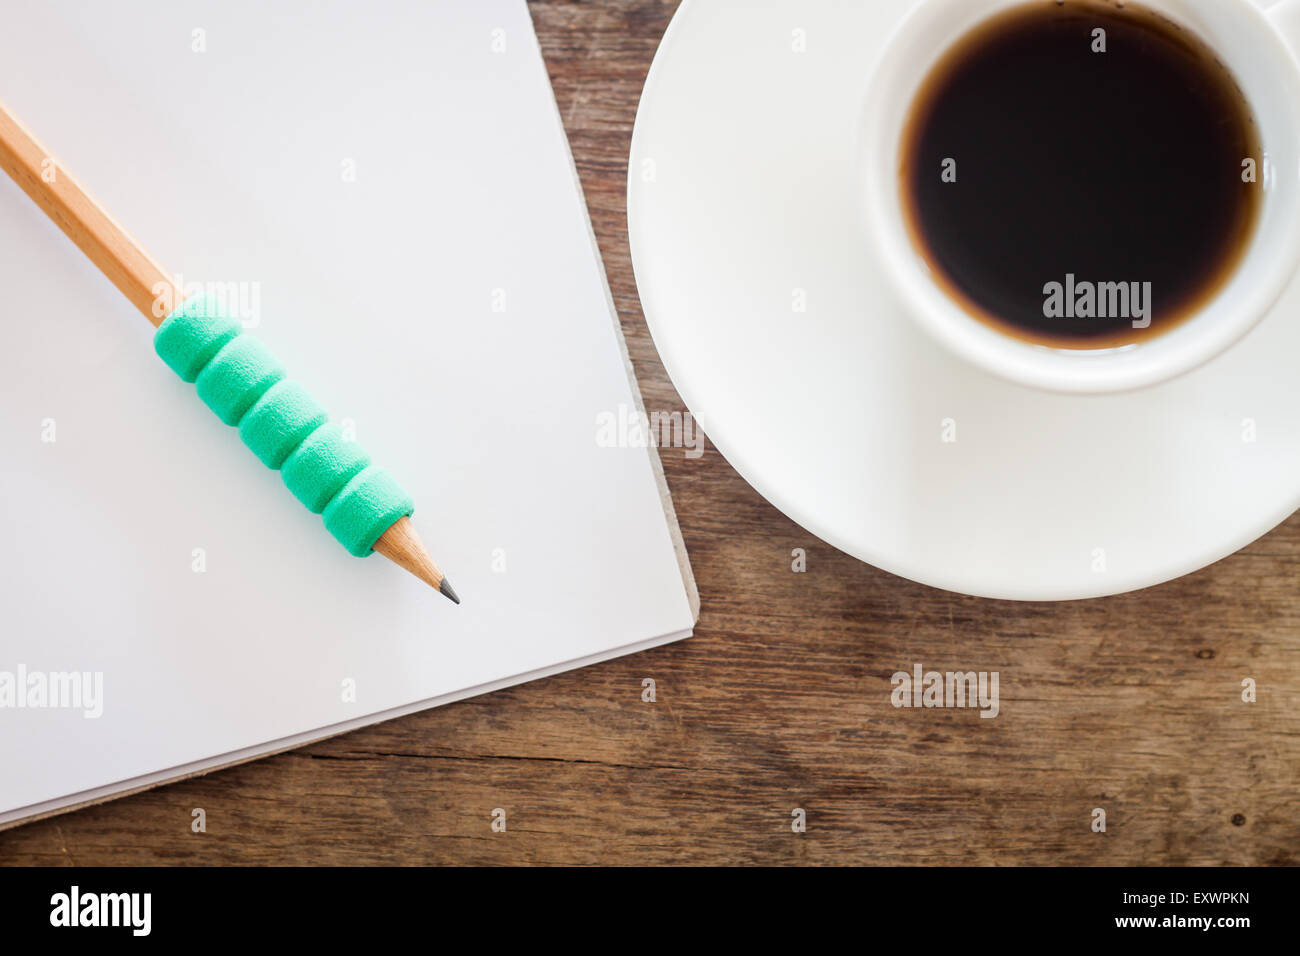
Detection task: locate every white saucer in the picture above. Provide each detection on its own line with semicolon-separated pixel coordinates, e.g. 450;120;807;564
627;0;1300;600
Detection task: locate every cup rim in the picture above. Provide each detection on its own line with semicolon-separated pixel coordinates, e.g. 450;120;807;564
861;0;1300;394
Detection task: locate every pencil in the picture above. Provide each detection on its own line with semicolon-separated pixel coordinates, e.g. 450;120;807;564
0;97;459;604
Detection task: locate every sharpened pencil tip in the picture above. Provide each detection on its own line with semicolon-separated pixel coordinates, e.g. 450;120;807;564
373;517;457;603
440;577;461;605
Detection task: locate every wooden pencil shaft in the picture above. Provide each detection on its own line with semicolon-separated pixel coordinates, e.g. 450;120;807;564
0;97;179;326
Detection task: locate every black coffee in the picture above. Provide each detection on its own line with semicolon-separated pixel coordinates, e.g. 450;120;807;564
901;0;1262;347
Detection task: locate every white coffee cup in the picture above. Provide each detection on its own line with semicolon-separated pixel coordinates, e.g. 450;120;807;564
861;0;1300;394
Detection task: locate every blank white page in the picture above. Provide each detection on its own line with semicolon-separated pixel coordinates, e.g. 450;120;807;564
0;0;694;825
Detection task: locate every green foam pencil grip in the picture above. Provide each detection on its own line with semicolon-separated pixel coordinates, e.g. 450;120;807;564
154;295;414;557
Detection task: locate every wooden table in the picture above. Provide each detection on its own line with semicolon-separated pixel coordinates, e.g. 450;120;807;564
3;0;1296;866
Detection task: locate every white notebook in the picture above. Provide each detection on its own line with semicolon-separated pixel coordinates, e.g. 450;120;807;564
0;0;697;828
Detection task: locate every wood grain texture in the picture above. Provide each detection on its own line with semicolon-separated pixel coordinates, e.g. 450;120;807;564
2;0;1297;866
